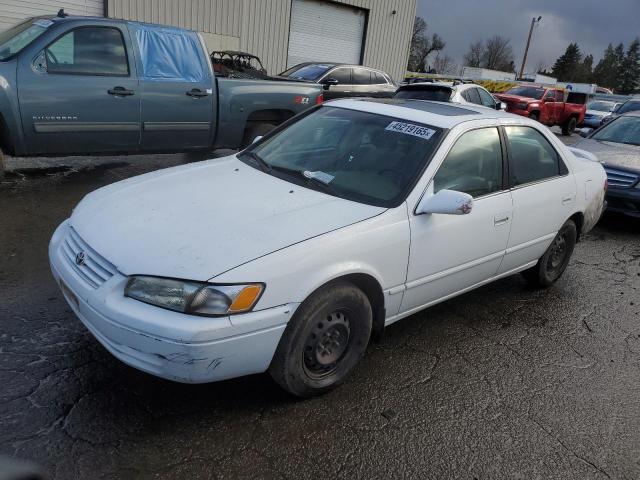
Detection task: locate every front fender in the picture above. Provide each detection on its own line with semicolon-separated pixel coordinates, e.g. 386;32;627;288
212;206;410;318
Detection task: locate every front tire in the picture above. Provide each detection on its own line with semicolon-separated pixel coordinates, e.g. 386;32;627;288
522;220;577;288
269;281;372;397
562;116;577;136
529;112;540;122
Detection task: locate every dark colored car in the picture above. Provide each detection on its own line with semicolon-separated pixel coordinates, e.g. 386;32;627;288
601;99;640;125
279;62;396;100
573;112;640;218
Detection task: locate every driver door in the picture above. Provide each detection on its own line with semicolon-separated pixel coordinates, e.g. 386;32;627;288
320;67;353;100
400;127;513;313
17;23;140;155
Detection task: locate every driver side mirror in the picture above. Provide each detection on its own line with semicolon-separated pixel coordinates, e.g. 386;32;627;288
496;101;506;111
322;77;339;90
416;189;474;215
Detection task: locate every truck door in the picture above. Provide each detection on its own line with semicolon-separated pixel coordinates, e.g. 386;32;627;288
130;26;215;151
540;89;557;124
17;23;140;155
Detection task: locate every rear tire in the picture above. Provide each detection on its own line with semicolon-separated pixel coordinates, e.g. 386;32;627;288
269;281;372;397
522;220;577;288
241;122;276;149
562;116;577;136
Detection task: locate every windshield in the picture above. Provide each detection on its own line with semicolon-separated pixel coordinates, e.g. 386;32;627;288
616;101;640;114
591;116;640;146
587;101;616;112
239;106;443;207
394;86;452;102
505;86;545;100
0;18;51;61
281;64;333;81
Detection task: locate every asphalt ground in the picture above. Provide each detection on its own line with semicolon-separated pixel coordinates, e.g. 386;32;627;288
1;132;639;479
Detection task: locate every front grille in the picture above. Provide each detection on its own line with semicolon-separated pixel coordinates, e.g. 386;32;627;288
60;227;117;288
604;166;639;188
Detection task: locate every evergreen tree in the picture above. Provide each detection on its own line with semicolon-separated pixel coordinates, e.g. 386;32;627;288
552;43;583;81
577;54;594;83
619;38;640;94
593;44;619;89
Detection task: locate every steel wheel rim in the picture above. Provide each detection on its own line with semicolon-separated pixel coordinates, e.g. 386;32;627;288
303;310;351;378
548;233;567;270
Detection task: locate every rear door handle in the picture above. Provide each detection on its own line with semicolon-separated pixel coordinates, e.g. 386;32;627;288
108;86;135;96
186;88;209;98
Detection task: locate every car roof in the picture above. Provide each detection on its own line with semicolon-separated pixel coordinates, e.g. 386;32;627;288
326;98;514;129
621;110;640;117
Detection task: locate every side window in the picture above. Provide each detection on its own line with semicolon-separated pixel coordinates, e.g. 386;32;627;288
328;68;351;84
373;72;387;84
505;126;566;186
464;88;482;105
477;88;496;108
433;128;503;198
352;67;372;85
555;90;564;102
45;27;128;76
544;90;556;102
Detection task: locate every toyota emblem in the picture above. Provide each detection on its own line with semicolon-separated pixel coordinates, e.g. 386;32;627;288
75;251;86;266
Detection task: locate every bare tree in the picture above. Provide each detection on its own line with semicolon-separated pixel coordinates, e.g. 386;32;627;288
407;16;445;72
481;35;514;71
433;54;458;75
463;41;484;68
534;60;548;74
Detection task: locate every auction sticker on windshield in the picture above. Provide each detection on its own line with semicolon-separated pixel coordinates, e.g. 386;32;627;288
385;121;436;140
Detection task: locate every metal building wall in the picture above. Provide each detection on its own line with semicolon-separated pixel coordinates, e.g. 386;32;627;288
107;0;416;81
0;0;104;33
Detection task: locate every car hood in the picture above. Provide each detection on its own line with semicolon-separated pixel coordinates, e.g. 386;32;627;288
585;109;608;117
572;138;640;171
70;156;385;280
495;94;535;103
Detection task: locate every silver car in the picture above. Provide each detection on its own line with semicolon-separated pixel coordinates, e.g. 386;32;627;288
394;81;506;111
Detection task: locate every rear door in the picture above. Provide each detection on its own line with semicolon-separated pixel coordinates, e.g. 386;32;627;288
498;125;576;273
130;25;215;151
17;22;140;154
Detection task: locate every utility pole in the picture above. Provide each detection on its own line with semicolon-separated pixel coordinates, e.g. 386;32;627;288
519;16;542;80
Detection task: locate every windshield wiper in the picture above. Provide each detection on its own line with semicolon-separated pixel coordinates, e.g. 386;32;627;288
241;151;271;173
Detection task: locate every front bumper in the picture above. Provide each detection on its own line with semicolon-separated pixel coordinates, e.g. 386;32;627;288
49;220;295;383
606;186;640;218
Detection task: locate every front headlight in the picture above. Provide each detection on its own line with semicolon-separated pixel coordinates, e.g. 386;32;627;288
124;276;264;316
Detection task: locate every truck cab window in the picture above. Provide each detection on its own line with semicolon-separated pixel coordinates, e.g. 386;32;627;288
45;27;128;76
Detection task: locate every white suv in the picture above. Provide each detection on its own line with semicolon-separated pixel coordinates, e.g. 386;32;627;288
395;81;505;110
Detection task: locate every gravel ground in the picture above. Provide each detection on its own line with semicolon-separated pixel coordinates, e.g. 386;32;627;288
1;133;639;479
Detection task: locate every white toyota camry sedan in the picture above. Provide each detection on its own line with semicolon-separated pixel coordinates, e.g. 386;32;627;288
49;99;606;397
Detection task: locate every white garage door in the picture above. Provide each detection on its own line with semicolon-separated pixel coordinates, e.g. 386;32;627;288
287;0;365;68
0;0;103;33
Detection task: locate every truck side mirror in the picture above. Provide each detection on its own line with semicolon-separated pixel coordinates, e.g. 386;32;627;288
416;189;474;215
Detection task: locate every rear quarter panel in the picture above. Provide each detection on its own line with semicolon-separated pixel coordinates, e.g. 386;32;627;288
215;78;322;148
565;147;607;233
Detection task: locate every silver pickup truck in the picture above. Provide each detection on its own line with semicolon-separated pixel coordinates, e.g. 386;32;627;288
0;13;322;169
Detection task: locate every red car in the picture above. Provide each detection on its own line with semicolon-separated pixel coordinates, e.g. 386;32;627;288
495;85;586;135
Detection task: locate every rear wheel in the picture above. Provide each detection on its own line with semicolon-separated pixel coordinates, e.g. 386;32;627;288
522;219;577;288
562;116;577;136
269;281;372;397
241;122;276;149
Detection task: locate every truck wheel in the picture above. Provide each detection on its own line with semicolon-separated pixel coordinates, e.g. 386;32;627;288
529;112;539;122
521;219;577;288
241;122;276;149
269;281;372;397
562;117;577;136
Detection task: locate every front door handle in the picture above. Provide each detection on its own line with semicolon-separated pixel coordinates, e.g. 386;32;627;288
494;214;510;226
186;88;209;98
108;86;135;96
561;195;574;205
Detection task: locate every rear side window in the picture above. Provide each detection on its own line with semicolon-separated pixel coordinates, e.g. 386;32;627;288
463;88;482;105
352;67;372;85
395;87;452;102
434;127;503;198
373;72;387;84
477;88;496;108
505;126;566;186
46;27;128;76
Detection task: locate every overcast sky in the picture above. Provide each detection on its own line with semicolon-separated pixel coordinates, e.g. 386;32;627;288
416;0;640;73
